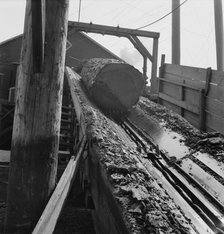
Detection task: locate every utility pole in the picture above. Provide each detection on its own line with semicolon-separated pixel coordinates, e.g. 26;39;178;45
214;0;224;71
172;0;181;65
4;0;69;233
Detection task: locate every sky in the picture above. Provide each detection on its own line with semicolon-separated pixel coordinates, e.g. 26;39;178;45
0;0;222;76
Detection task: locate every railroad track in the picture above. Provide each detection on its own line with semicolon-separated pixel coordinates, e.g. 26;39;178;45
118;118;224;234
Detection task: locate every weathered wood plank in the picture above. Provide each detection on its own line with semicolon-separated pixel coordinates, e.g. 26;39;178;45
211;70;224;86
206;97;224;118
163;72;205;89
32;137;86;234
184;111;200;129
158;92;199;114
160;81;180;99
159;99;182;115
206;112;224;135
207;84;224;103
164;63;207;82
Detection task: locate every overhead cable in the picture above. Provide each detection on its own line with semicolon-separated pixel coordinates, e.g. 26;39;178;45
136;0;189;30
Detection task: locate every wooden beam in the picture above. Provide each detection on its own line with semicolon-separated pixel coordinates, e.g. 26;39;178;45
69;21;160;38
158;77;202;91
158;92;199;114
4;0;69;232
172;0;181;65
150;38;159;94
32;137;86;234
131;35;153;61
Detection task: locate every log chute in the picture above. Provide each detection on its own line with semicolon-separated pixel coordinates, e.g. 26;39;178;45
80;58;145;115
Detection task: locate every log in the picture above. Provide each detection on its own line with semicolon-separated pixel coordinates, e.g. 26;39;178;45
4;0;69;232
80;58;145;114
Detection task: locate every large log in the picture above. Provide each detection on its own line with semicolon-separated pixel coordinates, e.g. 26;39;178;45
80;58;145;114
4;0;69;232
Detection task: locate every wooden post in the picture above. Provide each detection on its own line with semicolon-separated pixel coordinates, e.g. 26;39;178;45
158;54;165;104
214;0;224;71
172;0;181;65
4;0;69;233
199;89;206;131
150;38;159;94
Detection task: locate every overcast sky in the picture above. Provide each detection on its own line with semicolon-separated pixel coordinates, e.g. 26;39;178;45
0;0;222;74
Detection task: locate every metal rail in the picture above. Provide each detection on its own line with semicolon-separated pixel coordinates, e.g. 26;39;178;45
119;118;224;234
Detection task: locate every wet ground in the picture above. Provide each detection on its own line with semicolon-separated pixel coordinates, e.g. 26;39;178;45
128;97;224;223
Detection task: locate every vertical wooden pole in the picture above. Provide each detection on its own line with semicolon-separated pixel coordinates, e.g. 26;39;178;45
4;0;69;233
158;54;165;104
172;0;181;65
214;0;224;71
150;38;159;94
199;89;206;131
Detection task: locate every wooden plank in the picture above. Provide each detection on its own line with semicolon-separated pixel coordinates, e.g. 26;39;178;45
162;72;205;89
211;70;224;86
206;112;224;135
207;84;224;103
32;137;86;234
69;21;160;38
158;92;199;114
159;76;202;90
184;111;200;129
65;67;86;136
159;99;182;115
160;81;180;99
206;97;224;118
164;63;207;82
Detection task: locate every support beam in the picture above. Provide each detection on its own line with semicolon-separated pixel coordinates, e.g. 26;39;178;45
4;0;69;232
150;38;159;94
172;0;181;65
69;21;160;38
214;0;224;71
131;35;153;61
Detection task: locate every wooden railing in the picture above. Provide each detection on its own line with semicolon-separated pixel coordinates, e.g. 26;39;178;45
32;136;86;234
158;59;224;134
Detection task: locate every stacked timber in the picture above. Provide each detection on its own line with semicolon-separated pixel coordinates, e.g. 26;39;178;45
65;67;196;234
80;58;145;115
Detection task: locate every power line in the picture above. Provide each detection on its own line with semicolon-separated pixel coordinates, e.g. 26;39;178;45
136;0;189;30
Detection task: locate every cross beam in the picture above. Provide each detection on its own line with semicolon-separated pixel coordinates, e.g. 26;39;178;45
69;21;159;39
69;21;160;94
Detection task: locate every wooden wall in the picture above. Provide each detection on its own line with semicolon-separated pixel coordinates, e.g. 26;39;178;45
158;63;224;135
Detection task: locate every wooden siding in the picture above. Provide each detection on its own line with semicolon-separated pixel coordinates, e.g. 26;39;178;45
158;63;224;135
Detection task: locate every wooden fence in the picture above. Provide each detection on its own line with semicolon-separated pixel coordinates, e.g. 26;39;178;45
158;58;224;135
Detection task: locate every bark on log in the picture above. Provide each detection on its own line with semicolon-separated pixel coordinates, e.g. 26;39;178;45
4;0;69;233
80;58;145;114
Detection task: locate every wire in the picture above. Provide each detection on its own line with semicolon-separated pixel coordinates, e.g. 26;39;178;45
78;0;82;22
136;0;189;30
